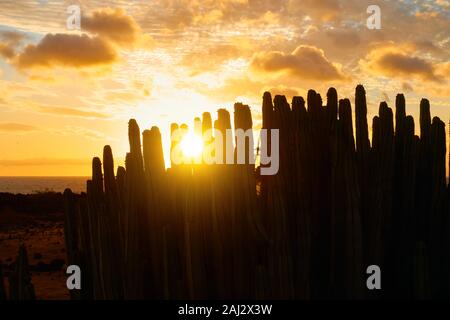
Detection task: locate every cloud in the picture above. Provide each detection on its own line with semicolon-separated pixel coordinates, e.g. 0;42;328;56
325;29;361;48
360;45;444;82
0;30;24;42
8;9;152;70
267;85;302;99
15;33;117;69
250;45;347;81
36;105;109;119
82;8;141;47
435;61;450;79
0;30;26;59
402;82;413;92
180;43;247;75
192;74;305;104
0;122;39;133
408;40;445;55
194;76;265;102
288;0;342;21
0;43;15;59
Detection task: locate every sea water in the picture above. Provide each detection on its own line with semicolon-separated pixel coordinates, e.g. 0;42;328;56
0;177;88;194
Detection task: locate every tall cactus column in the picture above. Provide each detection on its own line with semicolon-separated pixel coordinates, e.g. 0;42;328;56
123;119;149;299
428;117;448;298
355;85;371;265
8;245;35;300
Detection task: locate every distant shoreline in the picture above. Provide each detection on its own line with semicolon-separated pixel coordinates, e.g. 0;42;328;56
0;176;88;194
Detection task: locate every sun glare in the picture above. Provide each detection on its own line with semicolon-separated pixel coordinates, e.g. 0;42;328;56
180;132;203;158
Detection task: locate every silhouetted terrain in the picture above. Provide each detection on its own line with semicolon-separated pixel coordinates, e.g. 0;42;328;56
0;192;77;299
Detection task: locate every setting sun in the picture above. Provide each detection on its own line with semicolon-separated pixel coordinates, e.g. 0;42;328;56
180;132;203;158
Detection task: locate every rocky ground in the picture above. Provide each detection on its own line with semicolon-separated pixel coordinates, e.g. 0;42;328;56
0;196;70;300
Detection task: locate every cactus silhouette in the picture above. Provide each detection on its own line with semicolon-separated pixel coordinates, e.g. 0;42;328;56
8;245;35;300
60;85;449;300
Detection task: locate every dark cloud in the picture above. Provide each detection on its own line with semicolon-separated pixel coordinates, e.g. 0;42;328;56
250;45;347;81
0;30;26;60
362;46;443;82
0;43;16;59
82;8;141;46
0;30;26;45
15;33;117;69
288;0;342;21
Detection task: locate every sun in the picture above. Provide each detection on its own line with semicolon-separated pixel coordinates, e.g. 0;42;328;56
180;132;203;158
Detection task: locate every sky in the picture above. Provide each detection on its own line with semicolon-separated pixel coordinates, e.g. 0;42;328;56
0;0;448;176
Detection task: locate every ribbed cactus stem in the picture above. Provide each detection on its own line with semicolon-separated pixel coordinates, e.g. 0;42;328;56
234;103;254;165
143;126;166;178
338;98;355;150
307;89;318;115
128;119;144;173
202;112;213;148
420;99;431;140
395;94;406;137
116;166;126;190
215;109;232;164
9;245;35;300
292;96;306;113
92;157;103;196
262;92;274;130
326;87;338;123
202;112;212;135
63;188;78;277
355;84;370;154
372;116;380;152
103;146;115;195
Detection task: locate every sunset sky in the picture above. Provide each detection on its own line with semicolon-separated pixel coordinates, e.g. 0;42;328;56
0;0;448;176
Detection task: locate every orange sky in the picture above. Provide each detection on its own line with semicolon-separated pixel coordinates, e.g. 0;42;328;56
0;0;449;176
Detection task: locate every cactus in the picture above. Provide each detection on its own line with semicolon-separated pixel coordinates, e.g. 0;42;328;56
60;85;448;300
8;245;35;300
63;188;83;300
428;117;448;297
355;85;371;265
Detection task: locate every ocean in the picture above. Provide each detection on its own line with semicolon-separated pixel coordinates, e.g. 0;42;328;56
0;177;88;194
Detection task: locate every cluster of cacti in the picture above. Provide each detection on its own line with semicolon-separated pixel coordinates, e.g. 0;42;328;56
63;85;449;299
2;244;36;300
